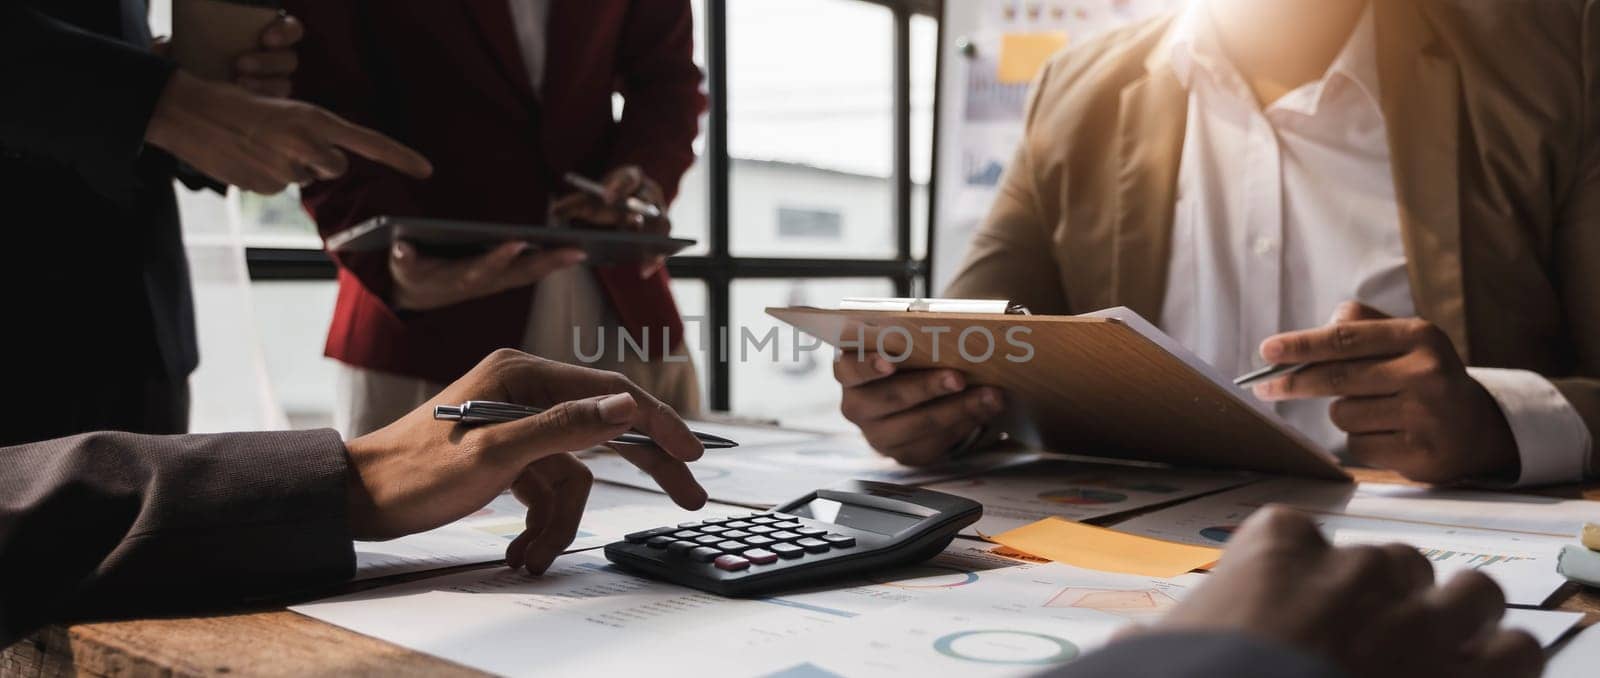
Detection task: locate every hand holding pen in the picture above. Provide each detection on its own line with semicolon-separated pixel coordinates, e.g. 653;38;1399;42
550;166;670;279
1236;301;1519;484
343;350;710;574
437;400;738;449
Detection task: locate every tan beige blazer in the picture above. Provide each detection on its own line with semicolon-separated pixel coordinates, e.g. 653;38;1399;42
945;0;1600;468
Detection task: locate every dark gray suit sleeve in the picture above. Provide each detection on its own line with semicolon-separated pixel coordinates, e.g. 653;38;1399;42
1047;632;1349;678
0;2;175;173
0;429;357;646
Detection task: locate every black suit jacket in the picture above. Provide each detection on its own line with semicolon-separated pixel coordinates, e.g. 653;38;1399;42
0;429;355;647
0;0;199;407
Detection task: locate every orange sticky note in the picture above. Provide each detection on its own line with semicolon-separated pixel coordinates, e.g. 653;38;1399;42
989;517;1222;578
998;32;1070;84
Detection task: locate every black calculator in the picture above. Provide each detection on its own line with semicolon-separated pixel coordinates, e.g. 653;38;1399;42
603;480;982;596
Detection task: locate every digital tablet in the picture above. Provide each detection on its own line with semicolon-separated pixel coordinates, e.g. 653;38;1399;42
325;216;697;263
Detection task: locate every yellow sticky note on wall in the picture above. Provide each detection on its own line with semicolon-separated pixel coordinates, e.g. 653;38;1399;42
990;517;1222;578
998;32;1070;84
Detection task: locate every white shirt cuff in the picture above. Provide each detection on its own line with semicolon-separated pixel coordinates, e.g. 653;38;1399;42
1467;367;1593;487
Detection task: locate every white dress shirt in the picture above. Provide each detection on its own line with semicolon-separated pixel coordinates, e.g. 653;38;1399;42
1158;2;1591;485
508;0;551;95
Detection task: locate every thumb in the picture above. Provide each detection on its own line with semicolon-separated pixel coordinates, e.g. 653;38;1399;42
481;393;638;466
1330;301;1391;324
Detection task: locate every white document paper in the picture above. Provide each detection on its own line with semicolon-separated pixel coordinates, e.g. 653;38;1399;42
355;486;744;581
924;460;1258;536
583;432;1041;507
1109;480;1576;606
685;419;831;449
749;562;1206;677
1547;622;1600;678
1501;608;1583;648
297;545;1030;678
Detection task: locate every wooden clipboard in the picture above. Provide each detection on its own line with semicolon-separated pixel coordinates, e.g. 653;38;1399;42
767;306;1351;481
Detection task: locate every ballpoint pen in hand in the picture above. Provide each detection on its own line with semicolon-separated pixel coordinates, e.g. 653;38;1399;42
434;400;738;449
563;172;664;220
1233;362;1311;387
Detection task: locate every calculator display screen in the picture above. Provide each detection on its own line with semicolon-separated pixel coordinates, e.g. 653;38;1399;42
789;498;922;535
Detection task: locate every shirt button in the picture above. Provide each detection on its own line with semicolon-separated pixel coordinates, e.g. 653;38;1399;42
1252;237;1277;257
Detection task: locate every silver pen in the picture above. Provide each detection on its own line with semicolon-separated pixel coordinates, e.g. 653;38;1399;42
563;172;663;219
434;400;738;449
1233;362;1311;387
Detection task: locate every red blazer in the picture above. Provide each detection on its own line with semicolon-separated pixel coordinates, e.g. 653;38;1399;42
287;0;705;383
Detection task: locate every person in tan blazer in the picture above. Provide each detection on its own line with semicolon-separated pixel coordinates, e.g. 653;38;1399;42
836;0;1599;486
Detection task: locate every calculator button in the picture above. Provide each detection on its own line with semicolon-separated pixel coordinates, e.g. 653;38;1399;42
701;525;729;534
773;521;803;530
745;535;775;546
689;547;721;562
770;531;801;541
771;513;798;521
748;525;776;534
647;536;674;548
678;521;704;529
668;540;698;555
717;541;747;552
625;527;673;543
796;537;830;553
822;534;856;548
750;516;778;525
796;527;827;537
694;535;723;545
674;530;705;540
725;521;755;529
771;542;805;558
723;530;752;539
743;549;779;565
714;555;751;571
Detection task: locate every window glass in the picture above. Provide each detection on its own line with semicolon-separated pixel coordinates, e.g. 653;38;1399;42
911;13;938;261
728;278;895;430
252;281;342;429
728;0;895;259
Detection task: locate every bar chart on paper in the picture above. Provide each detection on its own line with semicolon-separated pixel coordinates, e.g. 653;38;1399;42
1109;481;1572;605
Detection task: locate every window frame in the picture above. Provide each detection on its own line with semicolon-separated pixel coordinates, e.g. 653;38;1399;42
244;0;942;412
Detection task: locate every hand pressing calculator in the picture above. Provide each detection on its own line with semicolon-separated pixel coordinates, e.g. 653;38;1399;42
604;480;982;596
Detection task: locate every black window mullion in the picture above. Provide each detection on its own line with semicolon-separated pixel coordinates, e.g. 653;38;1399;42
892;2;914;297
706;0;733;412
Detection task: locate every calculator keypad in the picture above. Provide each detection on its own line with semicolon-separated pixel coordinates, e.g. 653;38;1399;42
618;511;874;584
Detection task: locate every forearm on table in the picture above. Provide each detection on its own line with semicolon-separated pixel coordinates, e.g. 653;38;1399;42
0;430;357;644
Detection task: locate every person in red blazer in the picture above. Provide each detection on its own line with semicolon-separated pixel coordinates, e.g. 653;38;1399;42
287;0;707;436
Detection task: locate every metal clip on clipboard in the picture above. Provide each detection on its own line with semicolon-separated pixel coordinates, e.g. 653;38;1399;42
837;297;1032;315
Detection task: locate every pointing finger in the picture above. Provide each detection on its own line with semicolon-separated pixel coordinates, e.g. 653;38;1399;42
317;113;434;179
607;443;708;510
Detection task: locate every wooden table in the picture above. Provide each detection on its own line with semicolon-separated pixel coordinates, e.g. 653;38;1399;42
6;471;1598;678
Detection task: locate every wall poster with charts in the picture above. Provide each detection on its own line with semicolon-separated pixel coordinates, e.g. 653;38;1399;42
932;0;1181;290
